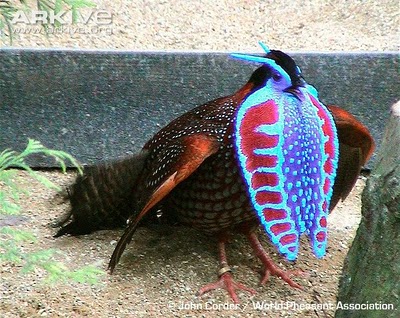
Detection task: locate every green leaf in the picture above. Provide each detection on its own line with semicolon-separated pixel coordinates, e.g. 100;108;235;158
0;139;102;285
0;227;37;242
0;196;21;214
0;138;83;215
66;265;105;284
63;0;96;9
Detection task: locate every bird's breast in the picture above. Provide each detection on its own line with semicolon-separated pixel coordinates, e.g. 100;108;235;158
166;147;257;234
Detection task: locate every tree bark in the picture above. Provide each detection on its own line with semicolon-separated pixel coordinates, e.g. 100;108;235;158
336;101;400;317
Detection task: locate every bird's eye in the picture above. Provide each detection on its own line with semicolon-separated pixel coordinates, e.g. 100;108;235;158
272;73;282;82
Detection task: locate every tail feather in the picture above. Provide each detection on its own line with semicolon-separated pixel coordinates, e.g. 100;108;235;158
108;218;141;273
54;151;148;237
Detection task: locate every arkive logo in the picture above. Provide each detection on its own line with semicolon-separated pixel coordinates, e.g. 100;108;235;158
11;10;113;25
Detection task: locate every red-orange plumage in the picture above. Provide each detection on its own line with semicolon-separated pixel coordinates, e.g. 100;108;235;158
328;105;375;163
327;105;375;210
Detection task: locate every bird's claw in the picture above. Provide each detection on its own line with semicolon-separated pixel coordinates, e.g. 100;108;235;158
259;266;306;289
198;272;256;303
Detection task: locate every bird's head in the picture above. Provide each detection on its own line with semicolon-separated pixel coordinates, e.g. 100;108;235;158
233;42;308;99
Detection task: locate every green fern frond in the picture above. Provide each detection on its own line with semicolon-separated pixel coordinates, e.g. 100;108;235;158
0;139;83;212
0;139;103;284
0;227;37;242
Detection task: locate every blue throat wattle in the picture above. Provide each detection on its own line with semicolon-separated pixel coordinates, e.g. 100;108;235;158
232;42;339;260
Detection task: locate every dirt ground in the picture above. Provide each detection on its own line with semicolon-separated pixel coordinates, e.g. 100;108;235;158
7;0;399;51
1;0;398;317
1;171;366;318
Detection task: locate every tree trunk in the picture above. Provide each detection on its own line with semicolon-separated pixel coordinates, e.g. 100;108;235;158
336;101;400;317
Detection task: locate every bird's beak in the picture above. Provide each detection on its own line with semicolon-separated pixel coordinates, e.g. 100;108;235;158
284;77;306;101
284;85;305;101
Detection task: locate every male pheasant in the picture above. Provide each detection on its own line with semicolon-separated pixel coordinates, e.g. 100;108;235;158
55;43;375;303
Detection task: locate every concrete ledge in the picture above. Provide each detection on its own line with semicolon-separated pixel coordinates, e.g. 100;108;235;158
0;49;398;167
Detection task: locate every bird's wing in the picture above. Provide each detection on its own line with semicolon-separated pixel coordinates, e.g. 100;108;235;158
108;134;220;272
327;105;375;210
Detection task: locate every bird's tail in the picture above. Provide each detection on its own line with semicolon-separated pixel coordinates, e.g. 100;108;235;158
53;151;148;237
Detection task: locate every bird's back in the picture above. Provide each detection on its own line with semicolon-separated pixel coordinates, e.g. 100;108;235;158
133;94;258;233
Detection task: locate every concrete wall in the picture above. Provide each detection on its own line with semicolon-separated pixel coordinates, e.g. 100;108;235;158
0;49;398;167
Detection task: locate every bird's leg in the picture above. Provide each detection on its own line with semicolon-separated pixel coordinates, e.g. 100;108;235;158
198;236;256;303
246;232;304;289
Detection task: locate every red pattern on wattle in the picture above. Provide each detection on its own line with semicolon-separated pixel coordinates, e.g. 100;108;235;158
263;208;288;221
324;160;333;174
239;100;279;165
316;231;326;242
279;233;297;246
245;155;278;171
255;191;283;205
323;179;330;193
310;95;337;199
324;142;335;158
251;172;279;189
270;223;291;236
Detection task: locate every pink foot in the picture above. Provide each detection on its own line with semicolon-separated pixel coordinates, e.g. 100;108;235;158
198;271;256;303
259;263;306;288
199;237;256;303
247;232;305;289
